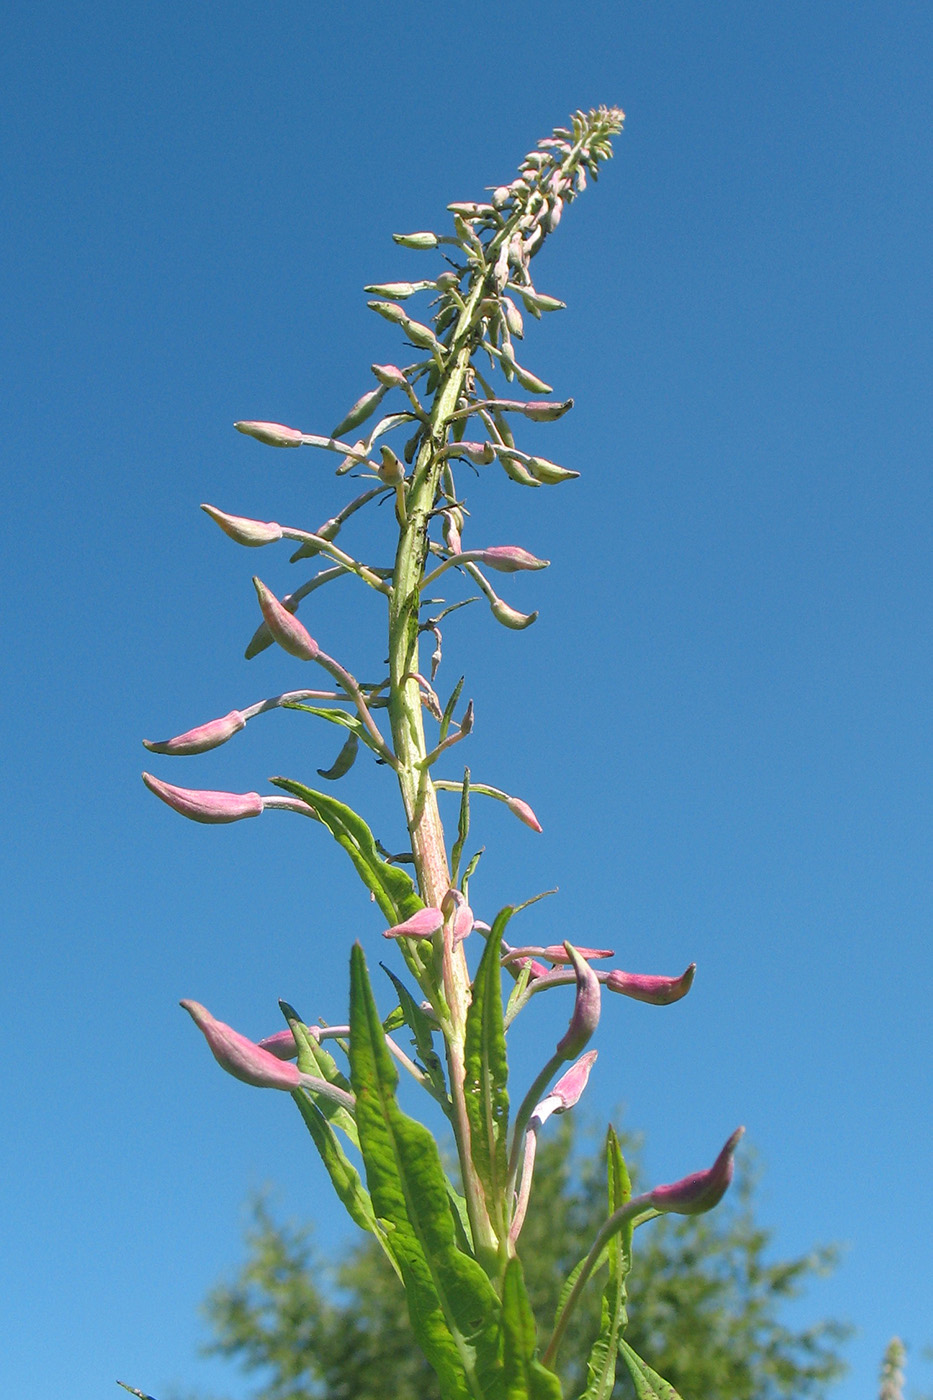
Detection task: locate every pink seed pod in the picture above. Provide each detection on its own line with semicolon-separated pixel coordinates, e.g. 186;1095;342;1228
200;504;283;547
478;546;549;573
649;1128;745;1216
252;578;319;660
143;709;246;756
142;772;263;823
384;907;444;940
234;420;304;447
180;1000;303;1090
605;964;696;1006
556;942;601;1058
505;796;543;832
441;887;474;943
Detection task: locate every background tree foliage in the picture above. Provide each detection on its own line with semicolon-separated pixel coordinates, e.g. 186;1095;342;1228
201;1121;850;1400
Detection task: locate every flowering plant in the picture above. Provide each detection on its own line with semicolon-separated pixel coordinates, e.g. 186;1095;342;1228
142;107;741;1400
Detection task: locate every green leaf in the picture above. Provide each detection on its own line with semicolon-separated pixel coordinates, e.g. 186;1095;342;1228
581;1127;633;1400
282;703;384;757
279;1001;357;1145
349;944;503;1400
382;964;450;1106
618;1341;684;1400
451;768;471;885
440;677;465;743
463;910;511;1236
501;1258;563;1400
270;779;422;924
318;730;360;780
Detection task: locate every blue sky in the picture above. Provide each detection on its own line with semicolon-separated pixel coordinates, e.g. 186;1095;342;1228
3;3;931;1397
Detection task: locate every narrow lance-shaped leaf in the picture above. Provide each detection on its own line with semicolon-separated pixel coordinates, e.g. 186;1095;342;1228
618;1340;685;1400
382;965;450;1107
270;779;422;924
463;908;512;1238
581;1125;633;1400
349;945;503;1400
501;1258;563;1400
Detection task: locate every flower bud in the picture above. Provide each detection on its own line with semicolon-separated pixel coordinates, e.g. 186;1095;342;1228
511;363;553;394
498;451;542;488
201;503;283;547
402;317;439;350
258;1027;299;1060
441;887;474;943
490;596;539;630
606;964;696;1006
371;363;408;389
442;509;462;554
550;1048;599;1113
521;398;574;422
331;385;386;439
515;289;566;315
392;231;438;249
502;297;524;339
384;907;444;940
142;772;262;823
491;186;512;209
234;420;303;447
455;440;496;466
540;945;614;964
649;1128;744;1215
143;709;246;756
505;796;543;832
364;281;423;299
180;1000;302;1090
478;546;549;573
556;943;601;1058
367;300;408;324
252;577;319;660
526;455;580;485
378;445;405;485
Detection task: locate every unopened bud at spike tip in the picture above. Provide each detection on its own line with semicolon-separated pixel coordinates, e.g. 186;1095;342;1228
180;1000;303;1090
143;709;246;756
252;578;319;660
201;504;283;547
649;1128;744;1216
142;772;262;823
234;420;303;448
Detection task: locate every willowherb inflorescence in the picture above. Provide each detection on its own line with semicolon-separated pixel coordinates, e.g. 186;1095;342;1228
142;106;742;1400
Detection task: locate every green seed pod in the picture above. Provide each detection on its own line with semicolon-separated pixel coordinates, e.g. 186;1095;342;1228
392;231;438;249
331;385;386;439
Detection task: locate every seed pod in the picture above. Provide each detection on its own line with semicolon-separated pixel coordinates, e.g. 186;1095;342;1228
201;503;283;546
234;420;303;447
392;231;438;249
331;385;386;439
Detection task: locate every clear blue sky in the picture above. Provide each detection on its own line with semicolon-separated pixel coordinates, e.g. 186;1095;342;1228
3;3;931;1398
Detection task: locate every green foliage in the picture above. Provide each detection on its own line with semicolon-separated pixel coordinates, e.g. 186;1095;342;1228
200;1122;849;1400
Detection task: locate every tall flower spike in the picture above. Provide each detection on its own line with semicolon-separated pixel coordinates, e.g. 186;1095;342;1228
180;1000;303;1090
649;1127;745;1215
142;772;263;823
556;942;601;1058
252;577;320;660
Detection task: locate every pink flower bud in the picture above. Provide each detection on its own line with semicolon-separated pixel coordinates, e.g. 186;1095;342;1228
540;945;614;964
252;577;319;660
257;1027;299;1060
441;887;474;943
550;1048;599;1112
378;446;405;485
392;231;438;249
490;596;538;630
143;709;246;756
180;1000;302;1090
556;942;601;1058
142;772;263;823
649;1127;744;1215
478;546;549;573
371;363;408;388
383;907;444;940
505;796;543;832
522;399;574;422
201;504;283;547
606;964;696;1006
234;420;304;447
455;441;496;466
